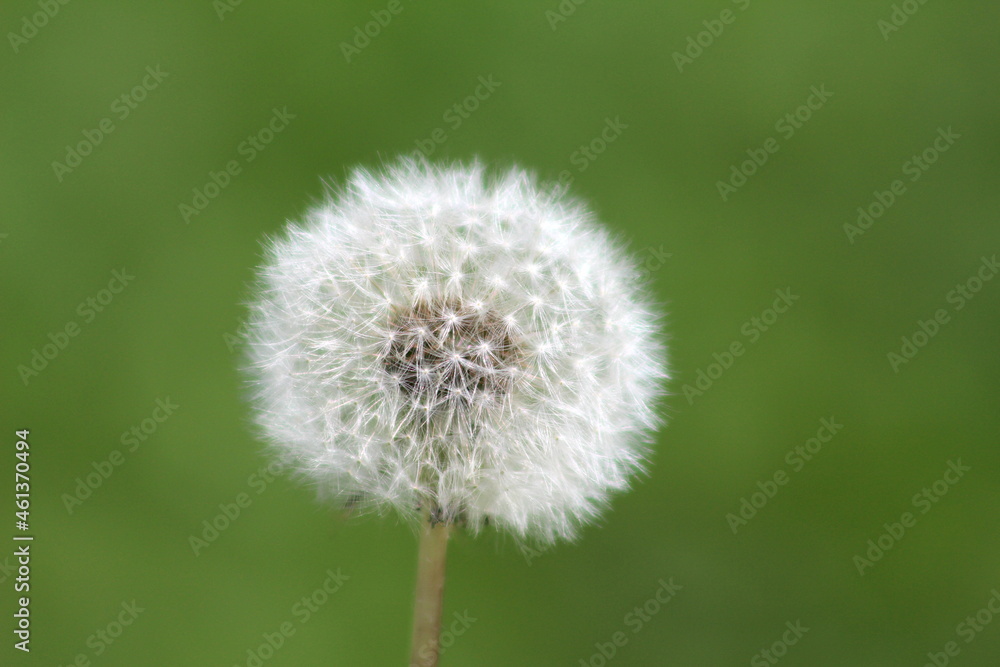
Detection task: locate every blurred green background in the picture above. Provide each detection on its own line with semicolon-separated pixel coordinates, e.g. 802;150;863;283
2;1;999;665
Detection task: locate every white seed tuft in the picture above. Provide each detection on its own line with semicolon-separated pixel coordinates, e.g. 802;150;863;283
244;157;668;544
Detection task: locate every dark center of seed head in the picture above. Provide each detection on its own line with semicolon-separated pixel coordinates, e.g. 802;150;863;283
383;299;520;404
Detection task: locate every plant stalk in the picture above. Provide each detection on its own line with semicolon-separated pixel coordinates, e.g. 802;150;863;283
408;512;450;667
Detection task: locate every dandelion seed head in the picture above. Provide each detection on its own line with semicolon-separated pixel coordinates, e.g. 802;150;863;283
245;157;668;544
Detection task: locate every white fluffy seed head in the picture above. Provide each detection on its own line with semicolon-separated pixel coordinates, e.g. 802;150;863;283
244;157;668;545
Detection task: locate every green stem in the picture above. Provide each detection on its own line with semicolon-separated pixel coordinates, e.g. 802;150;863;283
409;512;450;667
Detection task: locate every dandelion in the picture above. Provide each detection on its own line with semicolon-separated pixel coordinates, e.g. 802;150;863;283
244;157;668;665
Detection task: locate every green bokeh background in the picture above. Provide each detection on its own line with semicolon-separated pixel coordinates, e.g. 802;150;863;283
3;1;999;665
